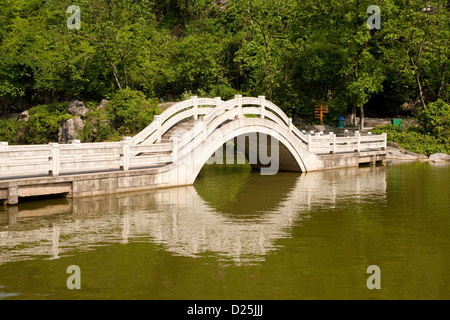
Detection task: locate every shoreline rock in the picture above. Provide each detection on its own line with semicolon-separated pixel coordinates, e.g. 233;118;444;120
385;146;428;161
428;153;450;163
385;147;450;163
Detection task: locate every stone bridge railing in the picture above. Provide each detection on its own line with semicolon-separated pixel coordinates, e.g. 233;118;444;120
168;95;386;159
0;95;386;179
0;140;173;178
307;131;387;154
131;97;223;145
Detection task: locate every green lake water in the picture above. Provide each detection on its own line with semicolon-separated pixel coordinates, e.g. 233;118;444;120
0;161;449;299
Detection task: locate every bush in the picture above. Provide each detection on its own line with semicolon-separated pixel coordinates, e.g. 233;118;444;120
0;117;22;143
1;91;162;145
394;128;450;155
210;84;237;101
78;109;120;143
25;102;72;144
107;89;159;136
372;124;402;142
372;124;450;155
418;99;450;141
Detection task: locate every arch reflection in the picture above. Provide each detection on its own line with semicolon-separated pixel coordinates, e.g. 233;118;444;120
0;166;387;265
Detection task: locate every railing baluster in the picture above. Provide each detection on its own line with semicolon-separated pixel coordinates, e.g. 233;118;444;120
355;131;361;153
235;94;243;119
155;115;162;143
121;137;131;171
191;96;198;120
308;134;312;152
259;95;266;119
202;118;207;140
170;137;178;163
0;142;8;151
49;143;60;177
332;133;336;154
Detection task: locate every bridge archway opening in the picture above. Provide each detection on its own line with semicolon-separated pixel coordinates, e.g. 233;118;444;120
235;133;303;173
194;131;303;183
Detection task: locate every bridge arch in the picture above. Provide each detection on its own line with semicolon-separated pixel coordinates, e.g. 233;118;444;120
176;118;312;185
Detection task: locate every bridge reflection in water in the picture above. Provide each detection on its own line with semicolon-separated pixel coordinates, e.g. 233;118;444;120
0;166;386;265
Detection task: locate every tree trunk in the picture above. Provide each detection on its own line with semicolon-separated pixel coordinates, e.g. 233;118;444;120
121;56;128;89
109;61;122;90
412;63;426;110
437;59;448;99
408;35;428;110
359;103;365;131
350;108;356;127
350;100;357;127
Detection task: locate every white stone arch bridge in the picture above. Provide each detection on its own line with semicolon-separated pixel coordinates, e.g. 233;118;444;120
0;95;386;204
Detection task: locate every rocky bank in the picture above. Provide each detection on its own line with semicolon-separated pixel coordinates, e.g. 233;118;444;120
386;145;450;163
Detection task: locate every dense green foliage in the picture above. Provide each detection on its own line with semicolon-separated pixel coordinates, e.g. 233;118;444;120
0;0;449;145
417;99;450;140
24;102;72;144
78;108;118;142
0;91;159;144
107;89;159;136
372;100;450;156
0;117;21;143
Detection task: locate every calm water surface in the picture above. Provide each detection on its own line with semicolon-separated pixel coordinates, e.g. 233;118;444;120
0;161;449;299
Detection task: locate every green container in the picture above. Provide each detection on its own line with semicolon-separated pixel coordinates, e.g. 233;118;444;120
392;118;402;129
337;116;345;128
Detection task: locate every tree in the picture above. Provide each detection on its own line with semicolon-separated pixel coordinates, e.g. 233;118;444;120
0;0;71;110
384;0;450;110
330;0;386;129
71;0;158;92
231;0;298;97
278;0;385;128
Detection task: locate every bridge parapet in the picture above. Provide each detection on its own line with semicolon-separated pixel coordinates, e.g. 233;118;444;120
131;96;223;145
307;131;387;154
0;138;173;179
